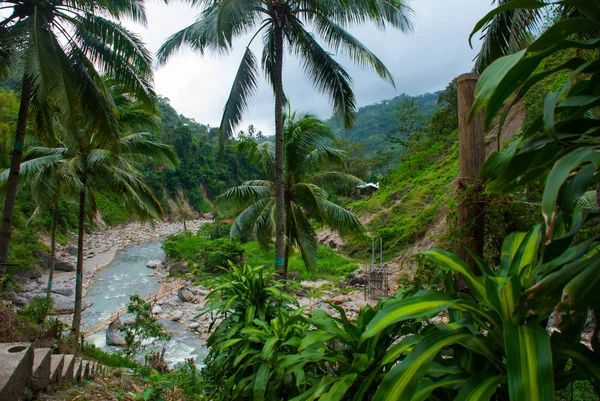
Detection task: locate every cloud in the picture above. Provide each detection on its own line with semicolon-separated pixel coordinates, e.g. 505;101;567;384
125;0;493;135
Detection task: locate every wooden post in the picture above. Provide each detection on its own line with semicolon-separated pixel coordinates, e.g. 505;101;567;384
456;73;485;283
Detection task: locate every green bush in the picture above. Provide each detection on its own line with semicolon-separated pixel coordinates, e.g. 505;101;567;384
162;232;244;273
16;296;53;325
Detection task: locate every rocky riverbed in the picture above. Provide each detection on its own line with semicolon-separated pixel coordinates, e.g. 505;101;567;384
5;218;212;315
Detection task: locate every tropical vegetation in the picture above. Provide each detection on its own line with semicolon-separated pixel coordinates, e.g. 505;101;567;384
217;111;363;277
157;0;414;274
0;0;155;268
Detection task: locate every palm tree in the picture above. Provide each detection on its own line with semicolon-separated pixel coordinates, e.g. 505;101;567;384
0;0;156;269
217;111;363;278
8;89;178;340
157;0;413;274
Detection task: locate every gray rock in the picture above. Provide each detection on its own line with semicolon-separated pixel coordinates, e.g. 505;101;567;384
151;305;162;315
106;319;126;346
297;288;309;297
167;296;182;306
51;294;91;314
147;260;162;269
51;286;73;297
7;291;36;307
54;261;75;272
188;322;200;329
169;310;183;321
177;289;194;303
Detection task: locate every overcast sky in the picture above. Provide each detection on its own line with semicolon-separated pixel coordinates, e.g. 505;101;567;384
125;0;493;135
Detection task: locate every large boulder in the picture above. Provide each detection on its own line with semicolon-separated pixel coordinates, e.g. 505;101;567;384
51;286;73;297
54;261;76;272
106;319;126;346
177;288;194;303
51;294;91;314
346;272;368;287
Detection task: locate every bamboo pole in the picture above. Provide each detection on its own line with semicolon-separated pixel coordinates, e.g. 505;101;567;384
456;73;485;283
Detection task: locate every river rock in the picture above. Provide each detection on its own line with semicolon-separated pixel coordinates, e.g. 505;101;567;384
55;261;76;272
346;272;368;287
167;296;181;306
106;318;126;346
297;288;309;297
6;291;36;307
332;296;348;305
169;310;183;321
147;260;162;269
188;322;200;329
152;305;163;315
51;286;74;297
51;294;91;314
177;288;194;303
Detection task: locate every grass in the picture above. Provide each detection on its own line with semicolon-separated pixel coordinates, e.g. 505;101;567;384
81;344;143;370
345;135;458;260
243;240;360;281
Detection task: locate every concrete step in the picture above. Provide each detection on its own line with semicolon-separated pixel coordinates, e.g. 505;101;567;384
60;355;76;384
0;343;34;401
80;360;90;380
32;348;52;391
49;355;64;386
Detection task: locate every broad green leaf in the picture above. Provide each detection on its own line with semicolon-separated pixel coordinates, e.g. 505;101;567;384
320;374;357;401
381;335;421;365
421;250;487;302
454;374;504;401
262;336;279;360
411;375;467;401
519;252;600;315
504;324;555;401
299;331;335;351
528;18;600;52
542;146;600;239
362;291;458;340
254;363;270;401
500;232;527;275
480;140;520;182
471;50;526;123
373;328;472;401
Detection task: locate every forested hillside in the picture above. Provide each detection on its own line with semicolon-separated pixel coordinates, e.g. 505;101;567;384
327;92;440;150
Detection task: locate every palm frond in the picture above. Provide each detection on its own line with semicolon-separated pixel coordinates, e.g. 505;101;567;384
230;197;271;238
254;199;275;250
290;23;356;128
318;199;364;237
473;4;543;73
306;171;363;191
216;182;273;214
119;133;179;168
311;14;395;86
289;203;318;270
218;47;259;154
236;139;274;175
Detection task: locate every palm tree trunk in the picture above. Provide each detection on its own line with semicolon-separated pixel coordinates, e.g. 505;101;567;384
283;223;291;280
46;204;59;298
0;74;33;270
71;184;86;343
273;25;285;275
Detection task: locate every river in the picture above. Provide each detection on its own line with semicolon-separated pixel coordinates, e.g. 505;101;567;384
82;241;209;367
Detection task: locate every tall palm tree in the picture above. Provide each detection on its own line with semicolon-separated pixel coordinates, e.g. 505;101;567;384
157;0;413;274
217;111;363;278
0;0;156;268
7;89;179;340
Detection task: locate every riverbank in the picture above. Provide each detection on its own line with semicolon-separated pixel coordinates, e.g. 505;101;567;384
7;218;212;314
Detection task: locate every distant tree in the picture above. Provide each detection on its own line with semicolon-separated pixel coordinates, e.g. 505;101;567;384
217;112;363;278
169;190;196;231
158;0;413;275
387;99;428;174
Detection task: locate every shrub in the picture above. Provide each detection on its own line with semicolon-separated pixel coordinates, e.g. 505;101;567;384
16;296;54;325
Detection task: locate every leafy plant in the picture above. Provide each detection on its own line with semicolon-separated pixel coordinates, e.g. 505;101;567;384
16;295;54;325
120;295;171;358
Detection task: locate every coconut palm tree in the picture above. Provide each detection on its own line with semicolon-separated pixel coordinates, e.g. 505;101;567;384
0;0;156;268
4;88;178;340
157;0;413;274
217;111;363;278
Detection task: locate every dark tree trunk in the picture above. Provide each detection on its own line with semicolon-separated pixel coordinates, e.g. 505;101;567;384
71;184;86;343
283;222;291;280
0;74;33;270
455;73;485;289
183;218;187;231
46;204;59;298
273;24;285;274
